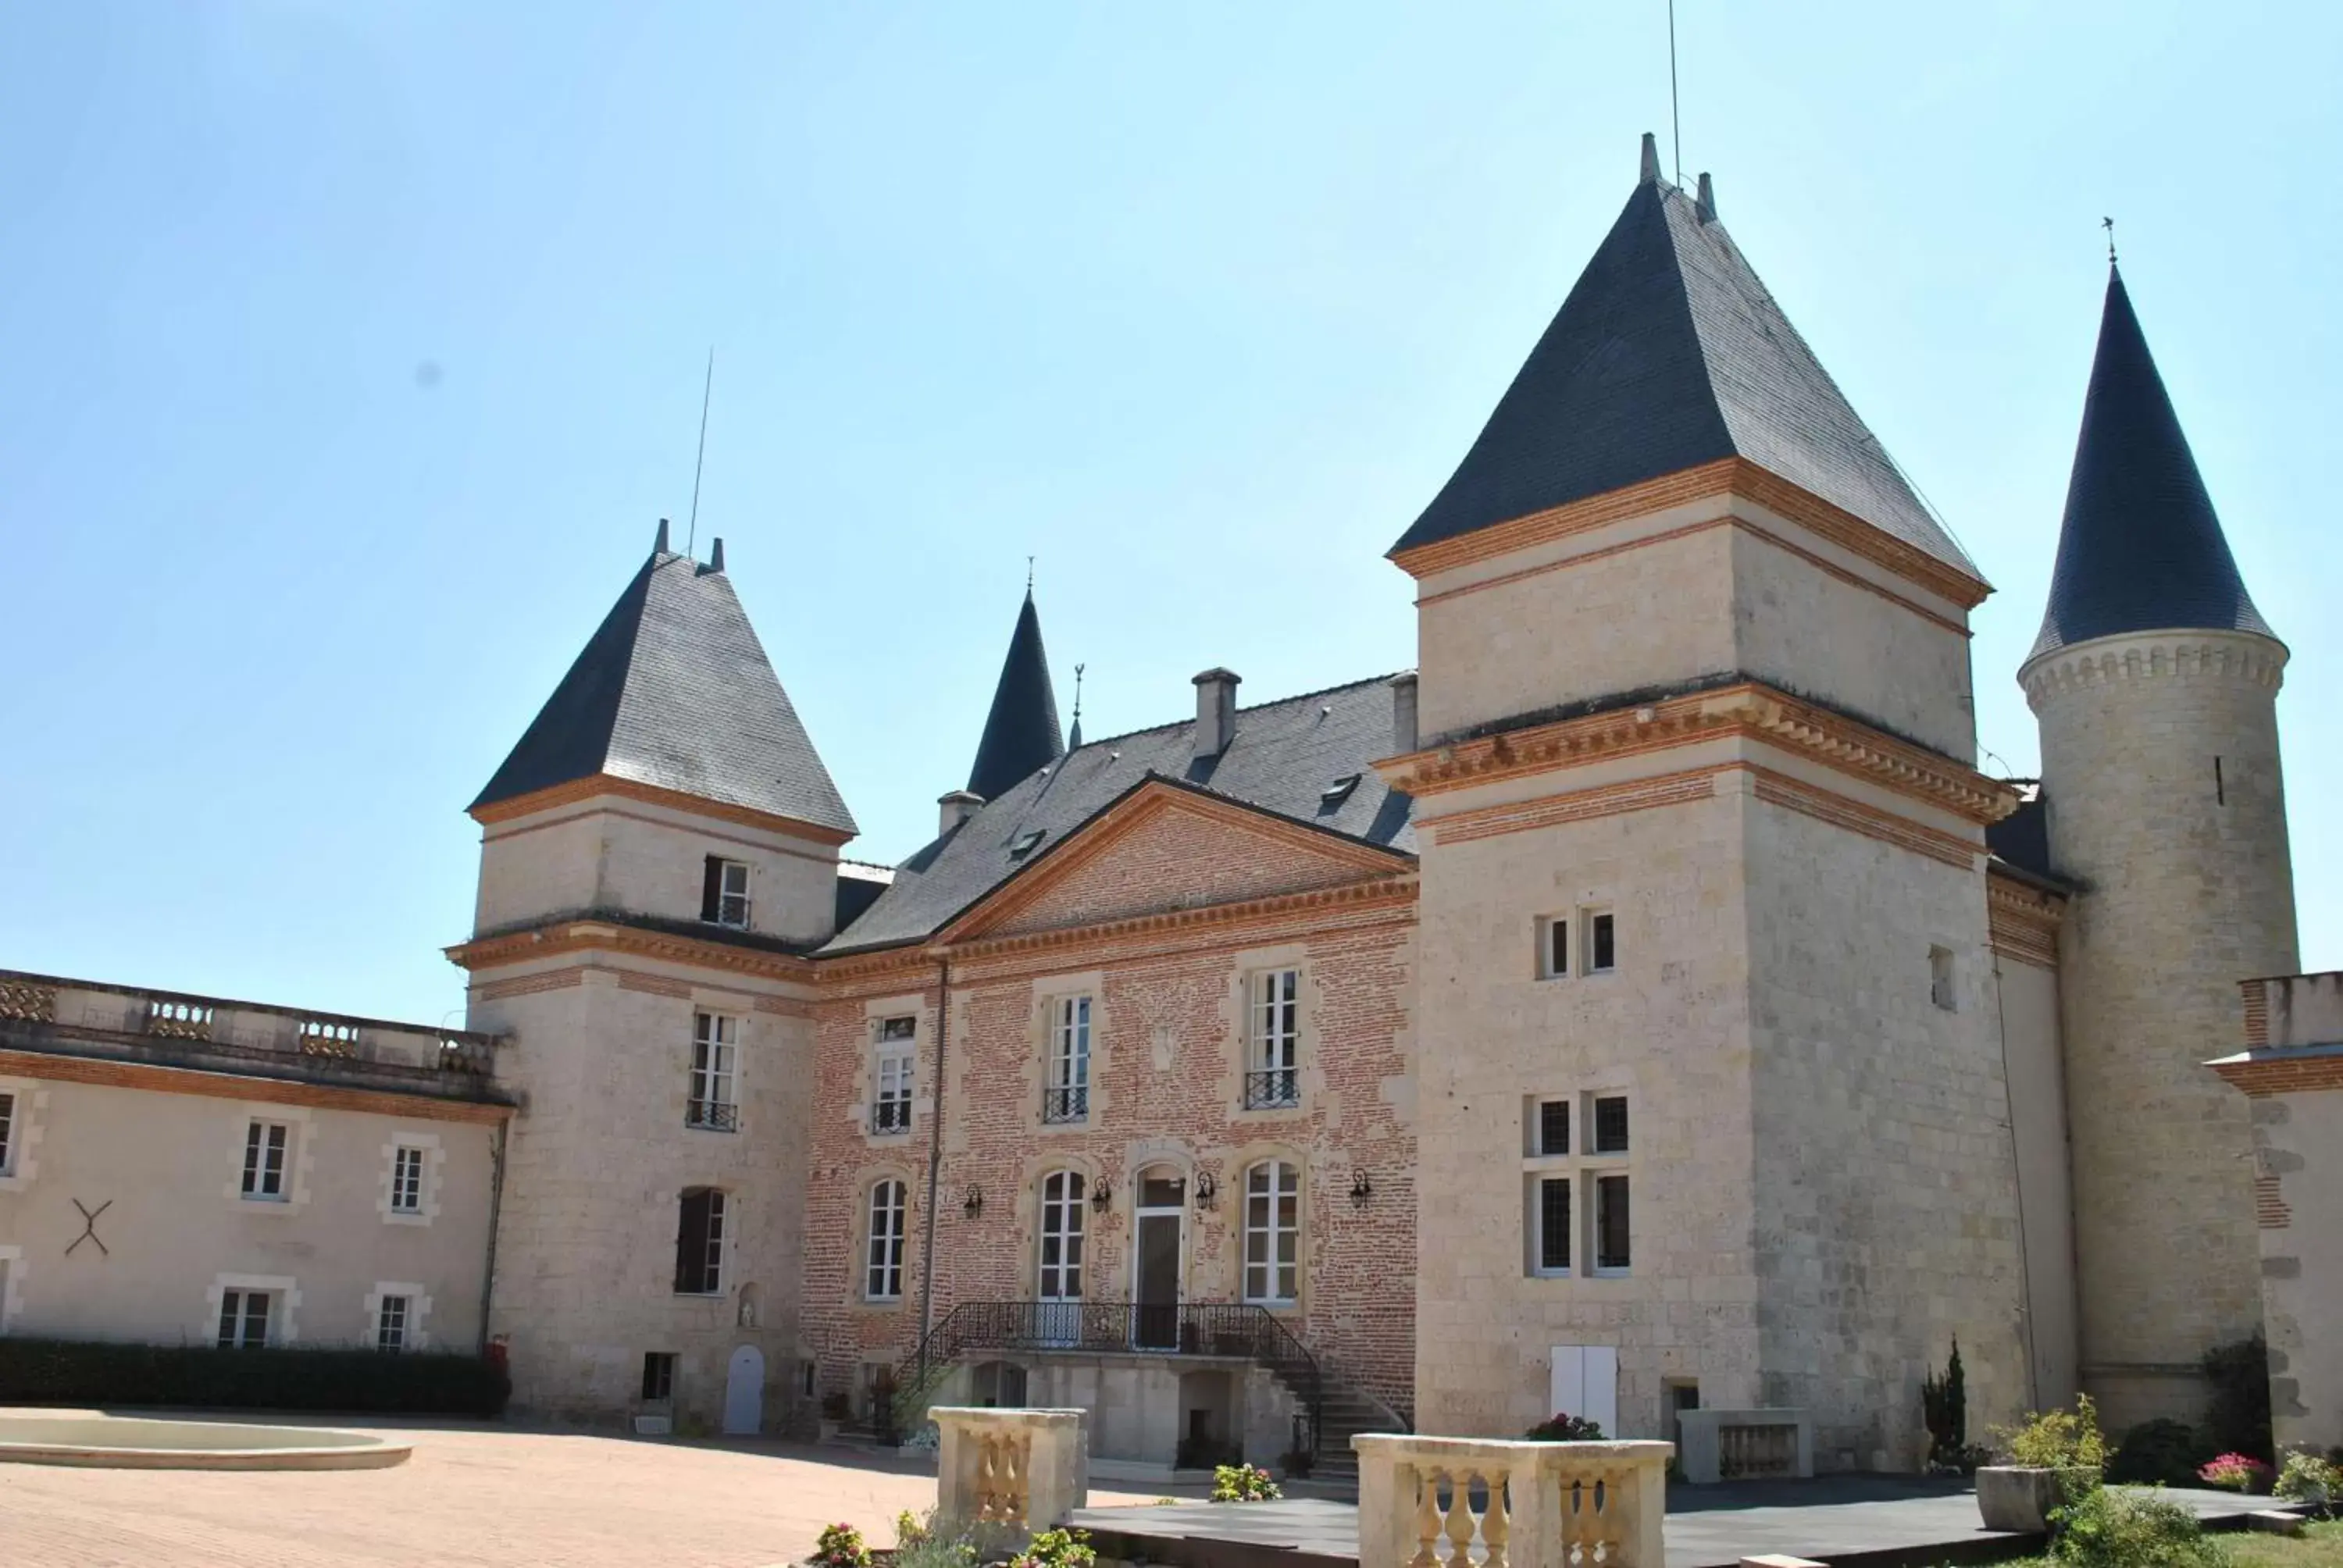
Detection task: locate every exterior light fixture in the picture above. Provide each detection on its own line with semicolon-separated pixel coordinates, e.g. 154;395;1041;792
1193;1172;1217;1210
963;1185;983;1219
1090;1179;1113;1213
1350;1171;1373;1209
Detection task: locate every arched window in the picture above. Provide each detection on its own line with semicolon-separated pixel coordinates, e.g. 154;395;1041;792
866;1180;907;1302
675;1187;726;1295
1037;1171;1086;1301
1243;1160;1300;1305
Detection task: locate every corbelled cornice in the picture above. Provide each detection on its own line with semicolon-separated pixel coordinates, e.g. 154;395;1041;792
1379;680;2017;825
447;918;820;985
2018;628;2288;711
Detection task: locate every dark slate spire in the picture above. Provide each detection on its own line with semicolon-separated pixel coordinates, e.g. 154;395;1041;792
2028;268;2275;660
471;535;857;836
1391;139;1974;579
966;590;1065;800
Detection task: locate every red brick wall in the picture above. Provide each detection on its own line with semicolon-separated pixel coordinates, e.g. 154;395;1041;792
798;865;1418;1425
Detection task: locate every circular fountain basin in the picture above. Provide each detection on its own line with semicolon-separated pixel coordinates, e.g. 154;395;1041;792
0;1414;412;1470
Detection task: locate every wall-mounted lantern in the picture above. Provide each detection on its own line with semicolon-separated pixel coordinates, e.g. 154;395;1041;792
963;1185;984;1219
1089;1178;1114;1213
1193;1171;1217;1211
1350;1171;1374;1209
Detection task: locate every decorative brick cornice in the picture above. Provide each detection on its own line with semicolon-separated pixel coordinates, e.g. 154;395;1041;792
1381;682;2017;825
470;969;585;1003
467;772;856;846
1987;872;2067;968
2209;1047;2343;1098
2019;629;2288;711
446;920;819;986
941;875;1418;964
0;1046;511;1124
1418;766;1726;844
1389;456;1990;611
1749;765;1982;870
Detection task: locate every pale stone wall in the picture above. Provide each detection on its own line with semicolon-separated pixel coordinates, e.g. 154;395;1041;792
469;959;815;1431
2249;1086;2343;1454
1410;779;1760;1441
1994;949;2081;1413
0;1071;494;1350
2024;629;2296;1431
475;791;842;944
1742;795;2029;1466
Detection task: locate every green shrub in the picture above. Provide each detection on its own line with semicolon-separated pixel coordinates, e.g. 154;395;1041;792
1211;1463;1283;1502
0;1337;508;1416
2201;1337;2273;1463
1998;1394;2109;1472
2109;1419;2212;1487
812;1524;871;1568
1006;1528;1096;1568
1525;1412;1607;1441
2274;1449;2341;1507
2050;1486;2229;1568
1923;1338;1969;1470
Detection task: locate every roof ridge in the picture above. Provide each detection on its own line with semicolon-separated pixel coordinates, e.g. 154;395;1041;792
1061;670;1407;755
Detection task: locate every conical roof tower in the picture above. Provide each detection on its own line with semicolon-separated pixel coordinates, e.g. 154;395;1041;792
965;589;1065;801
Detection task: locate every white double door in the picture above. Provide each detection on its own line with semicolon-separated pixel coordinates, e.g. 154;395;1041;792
1036;1171;1086;1345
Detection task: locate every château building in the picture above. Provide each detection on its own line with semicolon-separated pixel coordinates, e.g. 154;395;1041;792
0;136;2306;1474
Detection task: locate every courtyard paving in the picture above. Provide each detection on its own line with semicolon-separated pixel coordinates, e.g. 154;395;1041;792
0;1412;1180;1568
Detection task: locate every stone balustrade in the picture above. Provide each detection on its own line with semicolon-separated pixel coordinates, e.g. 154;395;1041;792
0;968;502;1084
1676;1409;1811;1484
1355;1435;1673;1568
932;1407;1089;1536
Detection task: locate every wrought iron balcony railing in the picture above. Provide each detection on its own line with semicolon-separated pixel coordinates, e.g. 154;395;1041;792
1041;1084;1089;1124
871;1097;911;1135
1244;1067;1300;1109
686;1099;740;1132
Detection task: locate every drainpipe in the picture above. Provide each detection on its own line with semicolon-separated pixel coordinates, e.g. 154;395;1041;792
1990;950;2042;1413
479;1115;508;1356
915;953;952;1379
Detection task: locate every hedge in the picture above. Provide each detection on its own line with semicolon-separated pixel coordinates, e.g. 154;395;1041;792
0;1337;510;1416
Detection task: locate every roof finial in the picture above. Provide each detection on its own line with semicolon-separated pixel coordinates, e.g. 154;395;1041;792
1639;131;1661;187
2102;216;2118;269
686;347;714;561
1068;662;1086;750
1026;554;1035;594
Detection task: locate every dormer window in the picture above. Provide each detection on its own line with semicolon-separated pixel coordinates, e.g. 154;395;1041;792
1009;829;1046;860
1319;774;1362;810
701;857;751;928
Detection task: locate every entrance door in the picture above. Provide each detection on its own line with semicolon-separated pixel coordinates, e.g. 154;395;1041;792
1036;1171;1086;1346
1132;1166;1186;1350
722;1345;765;1435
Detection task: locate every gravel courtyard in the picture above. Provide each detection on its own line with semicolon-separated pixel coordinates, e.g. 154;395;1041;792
0;1414;1177;1568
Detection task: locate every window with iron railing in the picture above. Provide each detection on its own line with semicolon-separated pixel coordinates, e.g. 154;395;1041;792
872;1017;915;1134
1245;968;1300;1108
1043;996;1091;1124
688;1013;740;1131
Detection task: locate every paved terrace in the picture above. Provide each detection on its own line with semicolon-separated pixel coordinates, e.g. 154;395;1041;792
1072;1474;2281;1568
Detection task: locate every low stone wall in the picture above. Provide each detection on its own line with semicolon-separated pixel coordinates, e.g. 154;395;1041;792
1677;1408;1812;1484
1354;1435;1672;1568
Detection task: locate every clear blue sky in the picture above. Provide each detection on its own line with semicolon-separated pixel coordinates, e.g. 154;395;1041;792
4;2;2336;1025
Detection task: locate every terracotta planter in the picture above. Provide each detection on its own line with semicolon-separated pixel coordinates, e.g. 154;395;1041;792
1976;1466;2087;1531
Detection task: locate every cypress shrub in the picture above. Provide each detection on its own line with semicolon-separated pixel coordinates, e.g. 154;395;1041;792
0;1338;508;1416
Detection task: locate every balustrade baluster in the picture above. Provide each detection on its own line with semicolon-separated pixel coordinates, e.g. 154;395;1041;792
1410;1466;1445;1568
1479;1470;1511;1568
1443;1469;1476;1568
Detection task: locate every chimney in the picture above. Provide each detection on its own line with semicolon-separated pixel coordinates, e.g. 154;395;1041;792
1193;668;1240;758
1695;172;1717;223
937;790;982;837
1389;671;1419;755
654;518;671;554
1639;131;1660;187
708;537;726;573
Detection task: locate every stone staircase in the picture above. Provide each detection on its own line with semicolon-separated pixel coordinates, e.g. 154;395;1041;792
1271;1375;1405;1491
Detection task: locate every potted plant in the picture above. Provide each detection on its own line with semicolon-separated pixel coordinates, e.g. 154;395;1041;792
1977;1395;2106;1532
1525;1412;1607;1441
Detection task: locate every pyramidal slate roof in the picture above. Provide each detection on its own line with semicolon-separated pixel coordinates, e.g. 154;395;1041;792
470;545;857;836
967;590;1065;801
826;675;1414;955
2028;267;2275;660
1391;137;1976;579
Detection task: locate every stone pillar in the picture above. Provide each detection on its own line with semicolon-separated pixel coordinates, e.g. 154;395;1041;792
1354;1435;1672;1568
933;1407;1089;1533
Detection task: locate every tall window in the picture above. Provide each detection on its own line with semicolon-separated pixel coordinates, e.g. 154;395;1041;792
1535;1098;1569;1157
1539;916;1570;979
701;856;751;928
1525;1091;1630;1278
1587;911;1617;974
1243;1160;1300;1305
1595;1174;1632;1271
1037;1171;1086;1301
674;1188;726;1295
1592;1095;1629;1155
872;1017;915;1134
689;1013;740;1131
376;1294;411;1352
389;1146;426;1215
1246;970;1300;1108
241;1121;289;1200
641;1352;677;1402
1043;996;1091;1124
216;1288;271;1349
866;1180;907;1301
0;1091;13;1175
1534;1176;1571;1274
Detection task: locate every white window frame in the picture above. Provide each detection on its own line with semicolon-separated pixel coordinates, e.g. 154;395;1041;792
1592;1171;1632;1275
1242;1160;1301;1306
376;1293;409;1351
689;1012;741;1131
1583;907;1617;975
1531;1174;1573;1277
363;1281;432;1352
1538;915;1571;980
0;1078;37;1190
218;1287;274;1349
1043;996;1092;1124
0;1089;14;1178
873;1017;915;1135
865;1180;908;1302
241;1120;291;1202
205;1272;298;1347
1931;945;1958;1011
389;1146;426;1216
1246;969;1300;1108
377;1131;440;1226
712;857;753;928
1037;1170;1086;1303
1524;1092;1630;1279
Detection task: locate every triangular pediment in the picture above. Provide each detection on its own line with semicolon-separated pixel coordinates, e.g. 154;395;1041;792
940;780;1412;943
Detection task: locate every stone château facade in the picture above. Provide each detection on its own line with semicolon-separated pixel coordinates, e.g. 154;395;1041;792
5;136;2306;1474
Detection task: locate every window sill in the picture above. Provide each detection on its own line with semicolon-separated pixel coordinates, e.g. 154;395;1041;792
685;1123;742;1135
1591;1266;1632;1279
1528;1269;1574;1280
237;1195;293;1207
383;1210;431;1228
672;1289;726;1299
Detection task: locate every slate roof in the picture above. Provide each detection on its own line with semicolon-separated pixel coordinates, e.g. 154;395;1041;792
470;550;857;836
824;675;1416;955
967;590;1066;801
1391;147;1976;579
2029;268;2275;659
1985;784;2056;882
